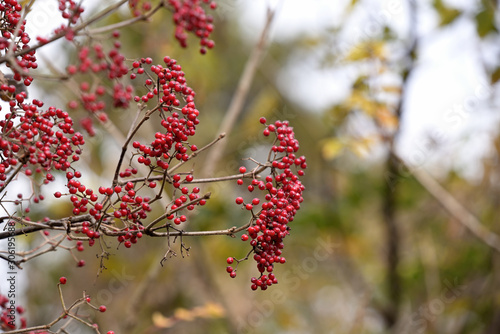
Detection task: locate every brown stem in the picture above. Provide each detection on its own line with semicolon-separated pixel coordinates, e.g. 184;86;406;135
203;7;277;176
87;2;164;35
0;0;129;64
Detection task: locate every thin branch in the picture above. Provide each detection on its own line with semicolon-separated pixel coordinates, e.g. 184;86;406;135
0;0;129;64
203;6;278;176
0;162;24;194
145;192;211;232
405;160;500;253
167;132;226;174
120;163;270;185
87;2;164;35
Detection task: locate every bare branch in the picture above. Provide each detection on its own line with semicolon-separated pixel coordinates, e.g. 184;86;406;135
404;160;500;253
203;6;278;176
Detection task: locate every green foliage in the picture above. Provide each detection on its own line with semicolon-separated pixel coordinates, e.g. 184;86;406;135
433;0;462;26
475;0;498;37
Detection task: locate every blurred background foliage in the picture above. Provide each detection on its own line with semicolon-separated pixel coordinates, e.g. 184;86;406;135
19;0;500;333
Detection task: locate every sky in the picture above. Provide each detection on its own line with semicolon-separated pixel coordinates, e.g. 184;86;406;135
233;0;500;180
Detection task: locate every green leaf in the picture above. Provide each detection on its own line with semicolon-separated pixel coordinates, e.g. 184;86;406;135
475;8;498;38
433;0;462;26
491;67;500;84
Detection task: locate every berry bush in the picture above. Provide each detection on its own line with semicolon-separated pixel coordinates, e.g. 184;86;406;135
0;0;306;332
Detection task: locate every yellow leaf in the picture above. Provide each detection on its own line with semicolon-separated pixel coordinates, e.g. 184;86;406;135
347;91;377;115
322;138;344;160
174;307;196;321
152;312;175;328
197;302;225;318
344;41;386;62
375;107;398;128
381;85;402;94
350;136;376;157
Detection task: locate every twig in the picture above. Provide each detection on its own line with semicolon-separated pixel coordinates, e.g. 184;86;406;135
0;0;129;64
406;161;500;253
119;163;269;185
167;132;226;174
203;5;278;176
145;192;211;232
87;2;164;35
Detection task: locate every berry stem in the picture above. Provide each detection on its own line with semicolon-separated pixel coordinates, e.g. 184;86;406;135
87;2;164;35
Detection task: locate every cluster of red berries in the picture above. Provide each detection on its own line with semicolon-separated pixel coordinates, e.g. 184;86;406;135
130;56;199;166
167;0;217;54
66;31;133;136
0;99;84;187
0;0;37;80
228;118;306;290
128;0;152;17
0;294;26;331
58;0;84;24
53;0;84;40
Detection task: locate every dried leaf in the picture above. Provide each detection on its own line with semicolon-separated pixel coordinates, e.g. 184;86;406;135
491;67;500;84
322;138;344;160
152;312;175;328
344;41;386;62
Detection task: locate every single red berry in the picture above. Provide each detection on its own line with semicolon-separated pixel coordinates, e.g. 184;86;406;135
241;234;249;241
245;203;253;210
259;117;266;124
77;260;85;267
226;257;234;264
239;166;246;174
59;277;67;284
235;197;244;205
99;305;107;313
226;266;233;273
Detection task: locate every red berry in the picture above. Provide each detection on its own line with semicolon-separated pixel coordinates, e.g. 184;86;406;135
259;117;266;124
99;305;107;312
239;166;246;174
226;257;234;264
59;277;67;284
241;234;249;241
235;197;244;205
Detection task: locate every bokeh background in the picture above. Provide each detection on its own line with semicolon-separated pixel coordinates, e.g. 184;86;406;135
4;0;500;333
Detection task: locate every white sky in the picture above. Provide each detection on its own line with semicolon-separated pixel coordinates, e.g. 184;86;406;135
234;0;500;179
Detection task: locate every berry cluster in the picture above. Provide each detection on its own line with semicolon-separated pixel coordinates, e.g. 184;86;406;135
0;294;26;331
0;99;84;187
228;119;306;290
167;0;217;54
58;0;84;24
0;0;37;80
130;56;199;166
66;31;133;135
53;0;85;40
128;0;152;17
